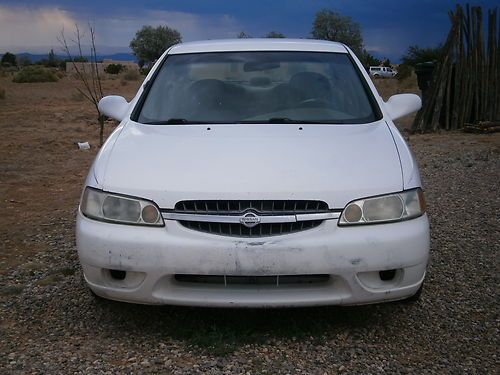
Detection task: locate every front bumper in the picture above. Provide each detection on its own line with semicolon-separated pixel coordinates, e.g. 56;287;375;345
76;212;430;307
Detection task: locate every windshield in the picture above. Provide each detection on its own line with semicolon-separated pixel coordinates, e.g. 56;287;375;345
135;51;380;124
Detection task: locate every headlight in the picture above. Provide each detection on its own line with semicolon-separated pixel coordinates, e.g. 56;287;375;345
339;188;426;225
80;187;164;226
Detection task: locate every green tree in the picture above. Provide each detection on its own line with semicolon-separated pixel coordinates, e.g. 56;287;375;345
401;45;442;66
1;52;17;67
130;25;182;64
360;51;381;67
312;9;364;55
266;31;285;38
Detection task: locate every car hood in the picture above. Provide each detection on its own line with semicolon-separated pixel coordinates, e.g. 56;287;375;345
94;121;403;209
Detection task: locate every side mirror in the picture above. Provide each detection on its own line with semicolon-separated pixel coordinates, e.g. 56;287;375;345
98;96;129;121
385;94;422;120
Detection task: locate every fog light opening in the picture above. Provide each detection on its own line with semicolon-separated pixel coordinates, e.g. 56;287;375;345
109;269;127;280
379;269;397;281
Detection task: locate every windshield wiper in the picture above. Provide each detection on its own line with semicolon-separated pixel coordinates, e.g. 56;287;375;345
268;117;304;123
267;117;326;124
143;118;211;125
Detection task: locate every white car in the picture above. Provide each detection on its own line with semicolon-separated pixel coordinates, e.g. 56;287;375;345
76;39;429;307
370;66;397;78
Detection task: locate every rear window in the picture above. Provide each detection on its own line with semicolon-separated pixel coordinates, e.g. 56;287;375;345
134;51;381;125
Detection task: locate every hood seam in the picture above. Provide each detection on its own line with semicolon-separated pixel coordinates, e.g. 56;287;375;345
384;121;405;190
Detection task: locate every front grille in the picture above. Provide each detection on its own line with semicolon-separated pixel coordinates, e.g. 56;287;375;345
174;200;329;215
173;200;329;237
179;220;323;237
174;274;330;286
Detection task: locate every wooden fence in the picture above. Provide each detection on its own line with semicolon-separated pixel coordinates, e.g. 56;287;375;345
413;4;499;132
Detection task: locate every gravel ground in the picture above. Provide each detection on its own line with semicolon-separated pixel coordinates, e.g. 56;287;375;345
1;132;499;374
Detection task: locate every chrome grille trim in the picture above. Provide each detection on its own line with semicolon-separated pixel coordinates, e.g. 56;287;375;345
164;200;336;237
162;211;340;223
173;199;330;215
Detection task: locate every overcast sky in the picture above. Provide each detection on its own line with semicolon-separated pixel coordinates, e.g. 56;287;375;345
0;0;497;60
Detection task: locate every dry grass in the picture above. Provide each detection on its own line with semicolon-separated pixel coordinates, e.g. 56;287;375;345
13;66;58;83
371;75;419;100
122;69;141;81
0;75;142;270
70;91;85;101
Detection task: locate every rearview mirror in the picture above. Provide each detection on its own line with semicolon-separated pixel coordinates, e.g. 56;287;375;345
385;94;421;120
98;96;129;121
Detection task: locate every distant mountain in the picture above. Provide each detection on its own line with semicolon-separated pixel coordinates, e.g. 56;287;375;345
1;52;136;63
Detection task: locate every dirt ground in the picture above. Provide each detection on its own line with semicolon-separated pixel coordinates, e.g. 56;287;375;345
0;74;140;272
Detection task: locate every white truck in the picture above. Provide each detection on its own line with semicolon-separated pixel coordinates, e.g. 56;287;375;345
370;66;397;78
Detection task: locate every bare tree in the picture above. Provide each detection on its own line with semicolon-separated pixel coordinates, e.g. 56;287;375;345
59;24;106;146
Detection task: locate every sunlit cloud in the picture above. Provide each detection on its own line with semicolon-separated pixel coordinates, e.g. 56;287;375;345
0;5;77;52
0;5;240;54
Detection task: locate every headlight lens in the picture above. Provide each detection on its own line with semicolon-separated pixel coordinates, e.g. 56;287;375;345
80;187;164;226
339;188;426;225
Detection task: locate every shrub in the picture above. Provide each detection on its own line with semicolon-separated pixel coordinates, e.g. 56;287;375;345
140;67;152;76
12;66;58;83
123;69;140;81
1;52;17;67
396;64;413;81
105;63;125;74
397;71;418;92
0;87;5;99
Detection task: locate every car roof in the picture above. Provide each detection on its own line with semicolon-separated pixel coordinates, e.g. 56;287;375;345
168;39;349;54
